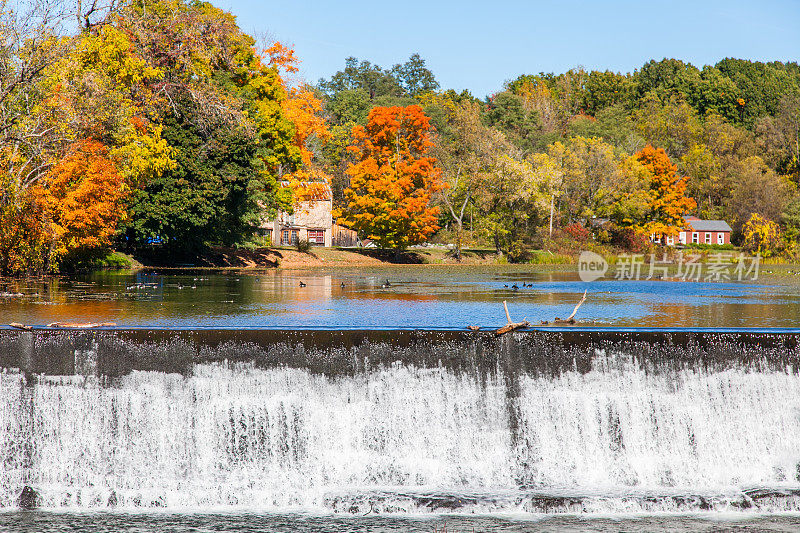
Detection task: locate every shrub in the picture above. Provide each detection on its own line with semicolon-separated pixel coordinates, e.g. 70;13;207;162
611;227;651;254
563;222;590;242
507;240;532;263
684;243;736;251
296;239;312;253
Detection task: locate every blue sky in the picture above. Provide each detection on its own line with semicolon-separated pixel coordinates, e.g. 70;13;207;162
216;0;800;98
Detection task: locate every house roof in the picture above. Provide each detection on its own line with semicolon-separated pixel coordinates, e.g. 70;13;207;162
686;219;732;232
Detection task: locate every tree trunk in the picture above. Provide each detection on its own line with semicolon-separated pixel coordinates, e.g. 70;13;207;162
453;220;463;261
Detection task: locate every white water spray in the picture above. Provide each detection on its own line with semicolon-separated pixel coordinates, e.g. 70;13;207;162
2;350;800;513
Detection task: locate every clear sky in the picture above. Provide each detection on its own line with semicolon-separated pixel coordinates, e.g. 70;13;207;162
216;0;800;98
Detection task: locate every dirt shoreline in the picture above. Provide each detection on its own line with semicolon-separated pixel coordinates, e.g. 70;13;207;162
132;245;505;270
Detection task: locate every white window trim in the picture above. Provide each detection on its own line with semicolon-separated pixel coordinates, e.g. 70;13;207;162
705;232;711;244
692;232;699;244
717;232;724;244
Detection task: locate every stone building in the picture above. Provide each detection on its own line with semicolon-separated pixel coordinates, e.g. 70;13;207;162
260;185;333;247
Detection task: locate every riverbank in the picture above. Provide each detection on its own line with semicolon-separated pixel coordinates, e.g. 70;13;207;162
127;245;505;270
41;244;783;275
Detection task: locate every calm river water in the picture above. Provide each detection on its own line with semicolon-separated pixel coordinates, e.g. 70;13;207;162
1;266;800;328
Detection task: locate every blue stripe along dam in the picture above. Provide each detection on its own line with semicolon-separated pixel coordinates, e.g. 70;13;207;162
2;327;800;514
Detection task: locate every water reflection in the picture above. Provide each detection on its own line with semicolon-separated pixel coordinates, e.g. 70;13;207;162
1;267;800;327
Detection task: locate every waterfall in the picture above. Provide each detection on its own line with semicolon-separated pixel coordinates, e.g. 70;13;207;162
3;332;800;514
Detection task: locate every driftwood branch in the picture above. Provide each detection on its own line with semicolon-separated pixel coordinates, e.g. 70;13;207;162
477;291;589;334
567;290;587;321
495;300;530;336
552;290;588;325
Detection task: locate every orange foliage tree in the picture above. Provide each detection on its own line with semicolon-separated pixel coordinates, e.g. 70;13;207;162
340;105;444;248
266;41;332;206
635;144;696;237
281;87;332;203
0;174;55;275
45;140;128;259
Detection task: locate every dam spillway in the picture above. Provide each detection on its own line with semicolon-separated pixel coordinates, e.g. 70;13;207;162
1;327;800;514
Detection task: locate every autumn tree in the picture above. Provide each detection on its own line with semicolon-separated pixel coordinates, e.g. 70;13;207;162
427;97;501;259
470;147;551;257
115;1;299;251
547;136;621;222
742;213;782;257
272;42;332;207
340;105;443;249
45;140;128;261
634;145;696;237
728;156;793;235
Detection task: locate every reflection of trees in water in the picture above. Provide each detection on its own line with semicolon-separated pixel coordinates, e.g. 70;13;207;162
3;271;800;327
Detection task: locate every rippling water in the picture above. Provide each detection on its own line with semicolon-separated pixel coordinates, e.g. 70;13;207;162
4;511;800;532
1;267;800;327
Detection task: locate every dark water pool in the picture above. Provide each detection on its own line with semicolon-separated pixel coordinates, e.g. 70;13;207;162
4;512;800;533
1;267;800;328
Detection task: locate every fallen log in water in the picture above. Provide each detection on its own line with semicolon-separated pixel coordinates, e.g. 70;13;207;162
495;301;531;336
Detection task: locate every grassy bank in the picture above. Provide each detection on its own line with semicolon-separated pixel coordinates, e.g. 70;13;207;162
98;244;773;272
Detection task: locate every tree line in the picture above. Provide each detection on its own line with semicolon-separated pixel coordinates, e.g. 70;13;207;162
1;0;798;275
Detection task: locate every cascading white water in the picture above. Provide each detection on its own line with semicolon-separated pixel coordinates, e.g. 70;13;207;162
3;350;800;513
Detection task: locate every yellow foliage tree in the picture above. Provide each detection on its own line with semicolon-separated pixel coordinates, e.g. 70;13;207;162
742;213;782;257
281;87;333;203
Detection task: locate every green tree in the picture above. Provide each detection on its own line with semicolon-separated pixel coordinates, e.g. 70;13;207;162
728;156;793;235
122;103;291;251
390;53;440;96
484;91;541;154
318;57;403;99
634;94;702;159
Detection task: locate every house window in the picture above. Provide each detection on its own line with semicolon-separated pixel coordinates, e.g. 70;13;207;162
307;230;325;245
679;232;686;244
666;236;674;246
692;232;699;244
717;232;724;245
282;230;298;245
705;232;711;244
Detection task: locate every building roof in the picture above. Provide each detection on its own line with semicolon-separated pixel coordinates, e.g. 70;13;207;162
686;219;732;232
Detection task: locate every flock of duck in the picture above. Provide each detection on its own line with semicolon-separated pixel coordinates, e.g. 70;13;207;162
503;282;533;290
